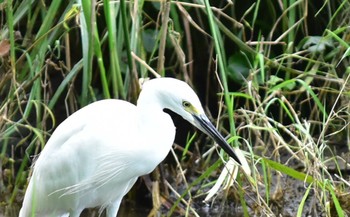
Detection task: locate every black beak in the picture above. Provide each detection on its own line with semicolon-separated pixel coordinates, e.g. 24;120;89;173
193;114;241;165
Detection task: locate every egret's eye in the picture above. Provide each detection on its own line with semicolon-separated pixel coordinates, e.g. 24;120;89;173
182;101;191;108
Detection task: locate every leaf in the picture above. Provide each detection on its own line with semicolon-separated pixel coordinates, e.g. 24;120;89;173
337;47;350;67
268;79;296;92
142;29;159;53
0;39;10;57
263;158;314;183
299;36;333;53
297;183;313;217
328;182;345;217
227;54;251;83
267;75;283;86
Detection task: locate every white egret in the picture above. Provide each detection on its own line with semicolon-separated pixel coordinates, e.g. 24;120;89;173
19;77;241;217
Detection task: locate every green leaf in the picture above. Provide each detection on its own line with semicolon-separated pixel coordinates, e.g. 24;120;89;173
227;54;250;83
263;158;314;183
337;47;350;66
328;182;345;217
299;36;333;53
297;183;313;217
267;75;283;86
142;29;159;53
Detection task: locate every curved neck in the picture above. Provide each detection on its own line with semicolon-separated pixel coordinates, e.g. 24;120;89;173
137;85;165;112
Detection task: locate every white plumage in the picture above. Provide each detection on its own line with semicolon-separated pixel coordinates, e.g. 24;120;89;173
20;78;241;217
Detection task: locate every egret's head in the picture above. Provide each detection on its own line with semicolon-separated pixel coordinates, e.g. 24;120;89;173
139;77;241;164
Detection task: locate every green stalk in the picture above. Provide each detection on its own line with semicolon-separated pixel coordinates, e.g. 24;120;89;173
203;0;236;138
93;23;111;99
157;0;171;75
120;0;134;90
6;0;16;75
129;0;144;87
104;0;125;99
79;0;94;105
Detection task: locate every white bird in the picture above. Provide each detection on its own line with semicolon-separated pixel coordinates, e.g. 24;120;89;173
19;77;241;217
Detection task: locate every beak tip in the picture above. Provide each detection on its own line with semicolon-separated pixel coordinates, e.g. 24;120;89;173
193;113;242;166
228;150;242;165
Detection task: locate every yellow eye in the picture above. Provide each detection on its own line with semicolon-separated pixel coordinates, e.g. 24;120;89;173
182;101;191;108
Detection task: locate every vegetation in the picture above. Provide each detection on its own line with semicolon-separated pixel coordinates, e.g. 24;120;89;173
1;0;349;216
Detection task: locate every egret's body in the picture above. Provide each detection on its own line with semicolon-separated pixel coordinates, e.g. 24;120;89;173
20;78;240;217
